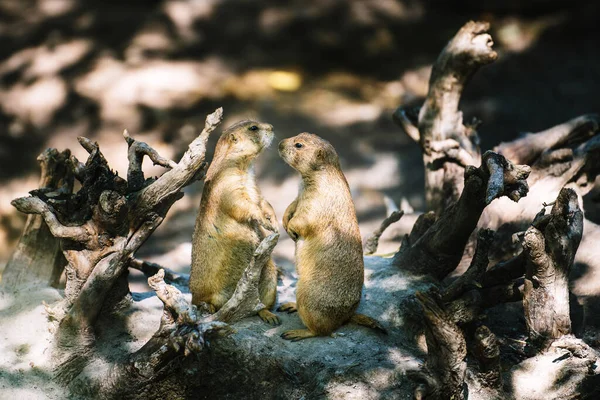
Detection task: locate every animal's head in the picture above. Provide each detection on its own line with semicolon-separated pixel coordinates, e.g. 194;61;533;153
278;133;340;175
216;120;274;161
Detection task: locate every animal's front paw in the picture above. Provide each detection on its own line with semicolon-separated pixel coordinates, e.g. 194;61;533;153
277;302;298;314
258;309;281;326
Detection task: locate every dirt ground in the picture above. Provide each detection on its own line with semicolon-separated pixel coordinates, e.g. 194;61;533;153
1;0;600;398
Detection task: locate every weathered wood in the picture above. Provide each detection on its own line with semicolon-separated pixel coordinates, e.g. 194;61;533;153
363;210;404;255
206;233;279;323
410;290;467;400
393;151;529;280
472;325;502;388
495;114;600;166
128;257;188;286
123;129;178;192
396;21;497;215
131;108;222;224
442;228;494;302
1;149;72;288
522;188;584;348
109;232;280;394
10;108;224;385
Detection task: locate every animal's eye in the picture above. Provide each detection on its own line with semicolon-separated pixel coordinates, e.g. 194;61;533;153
249;125;258;131
294;143;303;149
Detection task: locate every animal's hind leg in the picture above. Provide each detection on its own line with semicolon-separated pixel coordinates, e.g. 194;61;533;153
350;314;387;334
258;259;281;325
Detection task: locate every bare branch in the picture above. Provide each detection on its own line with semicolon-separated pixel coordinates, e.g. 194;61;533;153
442;228;494;302
523;188;584;347
127;269;230;379
392;106;420;143
495;114;600;165
417;21;497;214
68;155;86;182
132;107;223;219
472;325;502;388
1;148;73;288
411;290;467;399
123;129;178;192
128;258;188;286
394;152;529;280
207;233;279;324
363;210;404;255
481;253;525;288
11;197;90;242
148;269;198;325
77;136;99;154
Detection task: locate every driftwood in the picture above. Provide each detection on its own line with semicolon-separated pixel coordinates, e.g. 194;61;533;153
522;188;583;348
363;210;404;255
472;325;502;388
390;21;599;399
411;290;467;400
1;149;72;288
395;21;497;215
394;20;600;263
393;151;530;280
7;108;283;388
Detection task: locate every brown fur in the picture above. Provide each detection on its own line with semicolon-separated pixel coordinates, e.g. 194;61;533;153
278;133;367;339
190;120;279;324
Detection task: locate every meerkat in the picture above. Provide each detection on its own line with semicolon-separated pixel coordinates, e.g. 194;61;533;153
190;120;280;325
277;132;385;341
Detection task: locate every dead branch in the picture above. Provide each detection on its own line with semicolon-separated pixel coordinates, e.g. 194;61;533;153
128;257;188;286
393;151;529;280
363;210;404;255
442;229;494;302
123;129;178;192
122;268;230;384
522;188;584;348
121;232;279;387
1;148;72;288
481;253;525;288
132;107;222;223
10;108;224;385
407;21;497;214
392;106;420;143
472;325;502;388
495;114;600;165
410;290;467;400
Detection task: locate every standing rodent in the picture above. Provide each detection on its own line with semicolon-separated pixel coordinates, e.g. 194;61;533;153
278;132;385;340
190;120;280;325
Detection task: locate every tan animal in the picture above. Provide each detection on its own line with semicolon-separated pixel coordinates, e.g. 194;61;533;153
190;120;280;325
277;132;385;340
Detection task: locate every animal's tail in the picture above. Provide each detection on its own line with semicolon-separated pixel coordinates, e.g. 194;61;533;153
350;313;387;334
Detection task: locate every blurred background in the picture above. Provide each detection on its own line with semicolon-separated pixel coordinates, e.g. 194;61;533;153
0;0;599;287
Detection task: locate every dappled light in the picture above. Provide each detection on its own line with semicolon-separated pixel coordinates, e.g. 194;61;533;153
1;0;600;398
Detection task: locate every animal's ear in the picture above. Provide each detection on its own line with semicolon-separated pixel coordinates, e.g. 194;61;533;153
316;147;328;162
229;133;238;143
311;147;327;170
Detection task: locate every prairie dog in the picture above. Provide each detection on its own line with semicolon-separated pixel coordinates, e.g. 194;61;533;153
278;133;384;340
190;120;279;325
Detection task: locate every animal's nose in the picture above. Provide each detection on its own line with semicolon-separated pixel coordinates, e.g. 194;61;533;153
263;123;273;131
278;140;285;151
